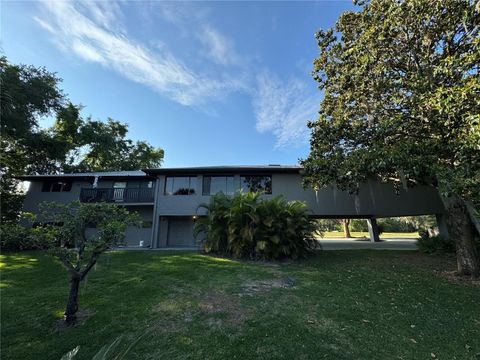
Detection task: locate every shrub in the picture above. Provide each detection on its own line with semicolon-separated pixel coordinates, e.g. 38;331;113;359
349;219;369;232
377;217;417;233
417;232;455;254
0;223;57;251
194;192;320;260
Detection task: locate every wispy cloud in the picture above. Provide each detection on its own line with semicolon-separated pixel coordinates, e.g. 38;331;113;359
35;1;241;107
199;25;241;66
34;1;319;148
253;71;319;147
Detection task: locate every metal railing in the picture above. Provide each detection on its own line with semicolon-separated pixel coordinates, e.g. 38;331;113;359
79;188;154;203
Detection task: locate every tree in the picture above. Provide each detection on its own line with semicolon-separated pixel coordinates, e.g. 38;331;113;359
37;201;141;324
301;0;479;276
0;57;164;223
342;219;351;238
0;56;66;223
70;118;164;172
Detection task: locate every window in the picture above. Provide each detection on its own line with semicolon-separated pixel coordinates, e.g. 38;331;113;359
42;181;72;192
240;175;272;194
203;176;234;195
164;176;197;195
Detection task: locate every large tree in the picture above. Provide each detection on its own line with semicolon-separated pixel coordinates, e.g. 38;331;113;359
0;57;164;222
301;0;479;276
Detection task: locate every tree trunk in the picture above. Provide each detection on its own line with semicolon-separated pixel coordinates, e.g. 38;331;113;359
444;196;480;278
65;276;80;325
343;219;351;238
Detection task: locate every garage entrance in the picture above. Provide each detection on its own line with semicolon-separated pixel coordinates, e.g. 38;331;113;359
166;217;196;247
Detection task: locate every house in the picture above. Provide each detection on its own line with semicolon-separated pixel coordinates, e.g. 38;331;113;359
18;165;447;248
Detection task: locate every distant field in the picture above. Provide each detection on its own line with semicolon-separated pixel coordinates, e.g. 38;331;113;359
319;231;419;239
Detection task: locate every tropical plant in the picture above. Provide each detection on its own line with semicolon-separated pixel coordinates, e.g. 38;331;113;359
36;201;141;324
194;192;320;260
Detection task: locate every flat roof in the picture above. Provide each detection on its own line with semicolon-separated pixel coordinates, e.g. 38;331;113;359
142;165;302;175
16;165;302;180
16;170;152;181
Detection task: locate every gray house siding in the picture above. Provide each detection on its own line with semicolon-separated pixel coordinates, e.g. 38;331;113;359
148;171;445;248
19;166;446;249
21;177;154;248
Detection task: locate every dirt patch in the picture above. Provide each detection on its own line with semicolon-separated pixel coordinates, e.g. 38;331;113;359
437;270;480;287
241;277;297;295
198;291;247;327
54;309;96;332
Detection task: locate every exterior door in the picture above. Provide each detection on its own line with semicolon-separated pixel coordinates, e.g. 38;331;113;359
113;181;127;201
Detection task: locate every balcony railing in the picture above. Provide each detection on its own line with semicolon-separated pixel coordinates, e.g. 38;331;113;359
80;188;154;204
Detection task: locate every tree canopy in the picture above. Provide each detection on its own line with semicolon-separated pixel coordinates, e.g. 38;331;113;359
0;57;164;222
301;0;479;207
300;0;479;276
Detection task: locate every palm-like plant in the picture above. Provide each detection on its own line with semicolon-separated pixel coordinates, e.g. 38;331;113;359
194;192;320;260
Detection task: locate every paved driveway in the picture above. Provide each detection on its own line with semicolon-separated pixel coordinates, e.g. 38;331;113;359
319;238;418;250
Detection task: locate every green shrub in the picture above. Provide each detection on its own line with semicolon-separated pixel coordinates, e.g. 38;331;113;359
417;232;455;254
0;223;57;251
377;217;417;232
194;192;320;260
349;219;369;232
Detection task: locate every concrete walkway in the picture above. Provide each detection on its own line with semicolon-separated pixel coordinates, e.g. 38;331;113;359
116;239;418;252
319;238;418;250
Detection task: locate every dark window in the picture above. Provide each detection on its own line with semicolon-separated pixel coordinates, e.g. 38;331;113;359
164;176;197;195
203;176;235;195
42;181;72;192
240;175;272;194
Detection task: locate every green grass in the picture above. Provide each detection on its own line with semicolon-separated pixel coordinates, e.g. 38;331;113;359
1;250;479;359
320;231;419;239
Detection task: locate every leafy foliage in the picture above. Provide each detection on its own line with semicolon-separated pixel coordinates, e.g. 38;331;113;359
300;0;479;206
300;0;480;276
417;233;456;254
36;201;141;271
194;192;320;260
35;201;141;323
0;223;56;251
0;57;164;223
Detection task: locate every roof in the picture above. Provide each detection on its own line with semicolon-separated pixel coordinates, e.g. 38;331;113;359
16;165;303;181
142;165;302;175
16;170;151;181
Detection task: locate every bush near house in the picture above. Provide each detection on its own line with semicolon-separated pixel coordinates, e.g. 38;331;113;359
194;192;320;260
0;223;57;251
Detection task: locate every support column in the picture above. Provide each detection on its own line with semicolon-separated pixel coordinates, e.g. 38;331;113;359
367;218;380;242
435;214;450;240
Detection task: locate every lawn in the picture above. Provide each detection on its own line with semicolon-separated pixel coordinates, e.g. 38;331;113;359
320;231;420;239
1;250;479;360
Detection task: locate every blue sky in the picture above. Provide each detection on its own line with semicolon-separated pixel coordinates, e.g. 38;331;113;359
2;1;355;167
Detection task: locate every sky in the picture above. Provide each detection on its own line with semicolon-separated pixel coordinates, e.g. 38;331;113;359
2;1;356;168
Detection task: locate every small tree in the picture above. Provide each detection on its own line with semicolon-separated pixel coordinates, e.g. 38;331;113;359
37;201;141;324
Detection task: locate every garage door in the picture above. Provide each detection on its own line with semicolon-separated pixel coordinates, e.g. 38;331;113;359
167;218;195;247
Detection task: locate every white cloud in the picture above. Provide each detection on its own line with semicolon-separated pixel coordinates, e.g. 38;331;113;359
35;1;241;107
199;25;240;66
253;71;319;147
34;1;319;148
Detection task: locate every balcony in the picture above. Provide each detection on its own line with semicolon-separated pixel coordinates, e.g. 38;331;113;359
80;188;154;204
